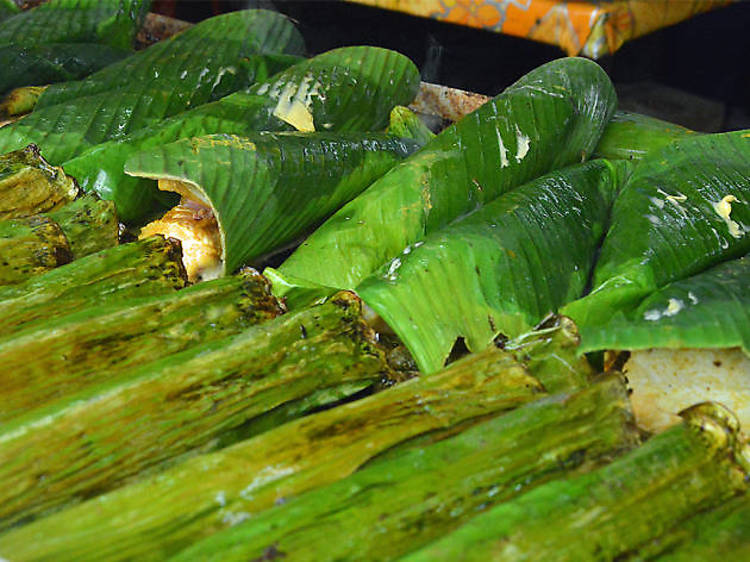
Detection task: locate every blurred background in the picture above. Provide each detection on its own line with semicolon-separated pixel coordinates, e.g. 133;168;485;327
154;1;749;132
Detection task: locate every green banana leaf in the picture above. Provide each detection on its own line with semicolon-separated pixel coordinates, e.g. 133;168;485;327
0;10;304;166
0;0;149;51
562;130;750;330
63;46;421;222
387;105;436;146
0;43;129;94
0;0;19;23
574;254;750;355
593;110;697;161
125;132;418;275
269;56;617;295
35;9;304;110
356;160;625;373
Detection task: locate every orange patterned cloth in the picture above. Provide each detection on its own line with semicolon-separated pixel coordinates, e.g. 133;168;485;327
345;0;731;58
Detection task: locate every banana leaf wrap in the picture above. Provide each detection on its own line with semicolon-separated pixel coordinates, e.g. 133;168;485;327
636;492;750;561
0;215;72;285
404;402;750;562
575;253;750;355
0;292;390;531
63;45;421;222
0;85;47;119
0;144;78;220
386;105;436;146
0;236;187;338
356;159;625;373
44;192;119;259
0;43;129;94
563;130;750;331
0;270;282;421
0;0;19;22
0;323;592;560
593;110;697;161
269;56;617;294
172;376;638;562
125;132;418;275
0;0;149;50
0;10;305;167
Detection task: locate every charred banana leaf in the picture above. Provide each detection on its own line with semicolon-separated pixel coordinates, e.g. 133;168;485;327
355;159;625;373
0;236;186;338
563;129;750;330
0;85;47;120
0;322;590;560
593;110;697;161
636;492;750;561
0;0;149;51
405;402;750;561
172;377;638;562
0;43;129;95
0;144;78;220
0;10;304;167
0;269;282;421
63;45;421;222
45;192;119;259
0;215;72;285
270;57;616;294
0;292;390;531
126;132;418;279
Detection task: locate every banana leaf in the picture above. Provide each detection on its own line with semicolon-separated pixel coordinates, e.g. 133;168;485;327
172;377;638;562
0;215;71;285
0;236;186;337
0;43;129;94
635;493;750;561
0;0;149;50
0;292;390;531
593;110;697;161
269;56;617;294
562;130;750;330
125;132;418;275
63;45;421;222
405;402;750;562
0;85;46;119
356;160;625;373
0;10;305;167
387;105;436;146
45;192;119;259
0;0;19;22
0;325;566;560
0;144;78;220
0;270;282;421
575;254;750;355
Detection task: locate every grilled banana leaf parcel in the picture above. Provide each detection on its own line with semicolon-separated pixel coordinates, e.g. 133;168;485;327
0;215;72;285
405;403;750;562
0;10;304;166
125;132;418;280
63;46;421;222
0;236;187;338
356;160;626;373
0;0;149;50
562;130;750;330
174;376;637;562
269;57;617;294
0;292;389;531
0;320;590;560
0;144;78;220
0;270;282;421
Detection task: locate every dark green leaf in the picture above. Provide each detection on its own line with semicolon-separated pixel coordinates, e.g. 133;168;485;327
125;132;418;274
357;160;624;373
270;57;617;294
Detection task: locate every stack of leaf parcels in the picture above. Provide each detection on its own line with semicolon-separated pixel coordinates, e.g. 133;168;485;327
0;2;748;561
